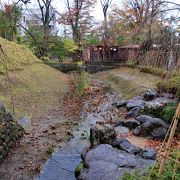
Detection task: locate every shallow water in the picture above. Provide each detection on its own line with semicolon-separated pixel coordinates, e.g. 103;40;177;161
36;91;119;180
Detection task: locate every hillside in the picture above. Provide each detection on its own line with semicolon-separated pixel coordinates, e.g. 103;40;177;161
0;37;69;118
0;37;40;73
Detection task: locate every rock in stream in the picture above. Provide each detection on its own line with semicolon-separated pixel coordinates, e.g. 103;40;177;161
78;144;154;180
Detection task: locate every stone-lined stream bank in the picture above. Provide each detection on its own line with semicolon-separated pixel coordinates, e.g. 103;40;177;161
36;79;176;180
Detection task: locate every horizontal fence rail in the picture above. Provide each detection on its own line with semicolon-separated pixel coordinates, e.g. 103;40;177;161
83;46;180;70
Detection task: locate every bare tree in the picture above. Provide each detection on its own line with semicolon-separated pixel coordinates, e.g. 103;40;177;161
100;0;112;46
36;0;55;56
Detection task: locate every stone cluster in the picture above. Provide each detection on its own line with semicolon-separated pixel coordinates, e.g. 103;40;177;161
0;102;24;162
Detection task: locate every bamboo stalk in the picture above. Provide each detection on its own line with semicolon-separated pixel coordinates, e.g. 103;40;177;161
158;103;180;175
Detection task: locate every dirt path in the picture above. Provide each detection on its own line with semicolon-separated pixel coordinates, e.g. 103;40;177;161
0;74;83;180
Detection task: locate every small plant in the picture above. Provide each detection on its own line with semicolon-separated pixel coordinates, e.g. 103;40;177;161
121;171;141;180
76;71;91;95
46;145;55;156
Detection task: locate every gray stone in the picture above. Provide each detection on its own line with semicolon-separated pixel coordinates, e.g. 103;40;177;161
133;126;142;136
136;115;153;124
111;138;142;155
126;96;145;110
145;97;173;110
124;119;140;128
144;89;158;101
113;100;128;108
126;106;143;118
116;119;140;129
114;126;129;135
79;144;154;180
141;149;156;160
162;93;175;99
17;116;31;129
0;102;6;120
141;117;168;129
90;124;116;147
4;112;14;122
150;127;168;139
135;115;169;139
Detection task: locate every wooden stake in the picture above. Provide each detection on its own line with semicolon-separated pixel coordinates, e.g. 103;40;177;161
159;103;180;175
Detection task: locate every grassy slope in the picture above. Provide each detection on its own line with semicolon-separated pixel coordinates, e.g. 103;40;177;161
0;37;40;73
0;37;69;119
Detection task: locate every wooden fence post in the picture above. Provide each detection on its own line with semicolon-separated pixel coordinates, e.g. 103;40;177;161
158;103;180;175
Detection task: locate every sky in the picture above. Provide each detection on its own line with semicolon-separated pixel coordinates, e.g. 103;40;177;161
2;0;180;21
0;0;180;21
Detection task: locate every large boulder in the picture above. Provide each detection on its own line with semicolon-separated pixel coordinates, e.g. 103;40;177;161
135;115;169;139
78;144;154;180
90;124;116;147
143;89;158;101
126;96;145;110
0;102;24;162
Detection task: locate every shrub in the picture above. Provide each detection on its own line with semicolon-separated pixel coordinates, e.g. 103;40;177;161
159;102;177;123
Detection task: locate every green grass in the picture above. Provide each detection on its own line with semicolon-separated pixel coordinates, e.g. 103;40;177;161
0;37;69;120
0;37;40;73
96;67;160;99
0;63;69;119
137;66;167;77
159;102;178;123
121;155;180;180
157;75;180;97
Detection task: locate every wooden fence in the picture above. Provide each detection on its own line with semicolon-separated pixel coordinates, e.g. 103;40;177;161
83;45;180;69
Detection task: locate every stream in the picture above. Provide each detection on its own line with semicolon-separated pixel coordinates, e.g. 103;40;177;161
36;82;120;180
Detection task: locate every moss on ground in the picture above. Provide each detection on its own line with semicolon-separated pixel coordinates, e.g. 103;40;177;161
0;37;40;74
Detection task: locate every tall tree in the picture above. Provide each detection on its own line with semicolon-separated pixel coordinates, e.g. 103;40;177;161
36;0;56;56
100;0;112;46
0;1;26;41
58;0;96;45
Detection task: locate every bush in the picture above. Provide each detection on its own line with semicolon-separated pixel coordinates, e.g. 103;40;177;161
159;102;177;123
